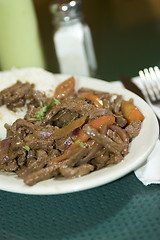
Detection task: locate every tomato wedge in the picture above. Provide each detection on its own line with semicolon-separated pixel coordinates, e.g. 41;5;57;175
121;100;144;123
76;115;115;142
54;76;75;100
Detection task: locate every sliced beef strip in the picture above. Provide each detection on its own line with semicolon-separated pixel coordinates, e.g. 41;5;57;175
22;145;87;185
103;99;112;110
35;149;48;167
47;149;60;160
107;152;124;165
77;141;102;165
83;125;125;153
60;163;94;178
0;138;11;160
109;125;129;155
107;129;124;145
90;146;110;169
78;88;114;111
27;149;36;159
91;152;110;170
0;159;18;172
91;150;123;169
16;148;27;167
41;105;61;125
24;104;42;121
59;145;94;178
125;120;142;139
30;90;48;107
23;162;60;186
52;109;79;128
0;80;49;112
112;95;122;114
5;119;36;137
32;125;55;139
24;134;54;151
116;115;127;127
55;135;72;152
0;137;25;171
17;149;48;177
59;144;90;168
0;81;35;110
78;87;112;100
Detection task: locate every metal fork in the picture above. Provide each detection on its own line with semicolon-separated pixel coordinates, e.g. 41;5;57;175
139;66;160;120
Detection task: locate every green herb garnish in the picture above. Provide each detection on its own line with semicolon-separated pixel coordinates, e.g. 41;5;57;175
53;98;61;105
32;105;48;120
63;116;76;127
39;101;43;107
70;139;84;148
23;145;30;151
32;98;60;120
75;140;84;148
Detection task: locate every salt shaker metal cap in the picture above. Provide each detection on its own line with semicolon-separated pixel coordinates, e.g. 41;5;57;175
50;0;82;24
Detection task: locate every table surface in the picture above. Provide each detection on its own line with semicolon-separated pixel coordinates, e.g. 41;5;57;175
1;1;160;240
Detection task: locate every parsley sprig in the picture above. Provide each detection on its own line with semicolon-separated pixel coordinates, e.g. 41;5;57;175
32;98;60;120
23;145;30;151
70;140;84;148
63;116;76;127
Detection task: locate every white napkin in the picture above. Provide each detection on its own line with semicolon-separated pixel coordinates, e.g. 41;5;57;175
114;79;160;186
132;77;160;185
134;140;160;185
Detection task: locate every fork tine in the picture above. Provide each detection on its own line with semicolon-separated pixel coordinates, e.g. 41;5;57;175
148;67;160;100
153;66;160;99
139;69;156;102
139;67;160;121
139;66;160;102
144;68;157;101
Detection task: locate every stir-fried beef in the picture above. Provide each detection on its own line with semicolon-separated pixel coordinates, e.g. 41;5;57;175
52;109;79;128
112;95;123;114
116;115;127;127
23;162;60;186
125;120;142;139
83;125;125;153
0;77;144;186
60;163;94;178
78;87;111;101
0;81;49;111
0;81;34;111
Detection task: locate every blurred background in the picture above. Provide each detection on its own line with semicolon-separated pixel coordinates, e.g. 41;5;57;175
1;0;160;80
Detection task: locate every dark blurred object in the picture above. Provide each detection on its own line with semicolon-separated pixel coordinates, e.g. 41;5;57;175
33;0;59;73
120;76;145;100
82;0;160;80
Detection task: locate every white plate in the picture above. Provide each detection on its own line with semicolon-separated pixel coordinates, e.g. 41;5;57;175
0;69;159;194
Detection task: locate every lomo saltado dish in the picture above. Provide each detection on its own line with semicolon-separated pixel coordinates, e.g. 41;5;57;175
0;77;144;186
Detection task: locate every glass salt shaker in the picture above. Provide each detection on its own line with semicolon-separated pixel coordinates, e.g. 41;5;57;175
50;0;97;77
